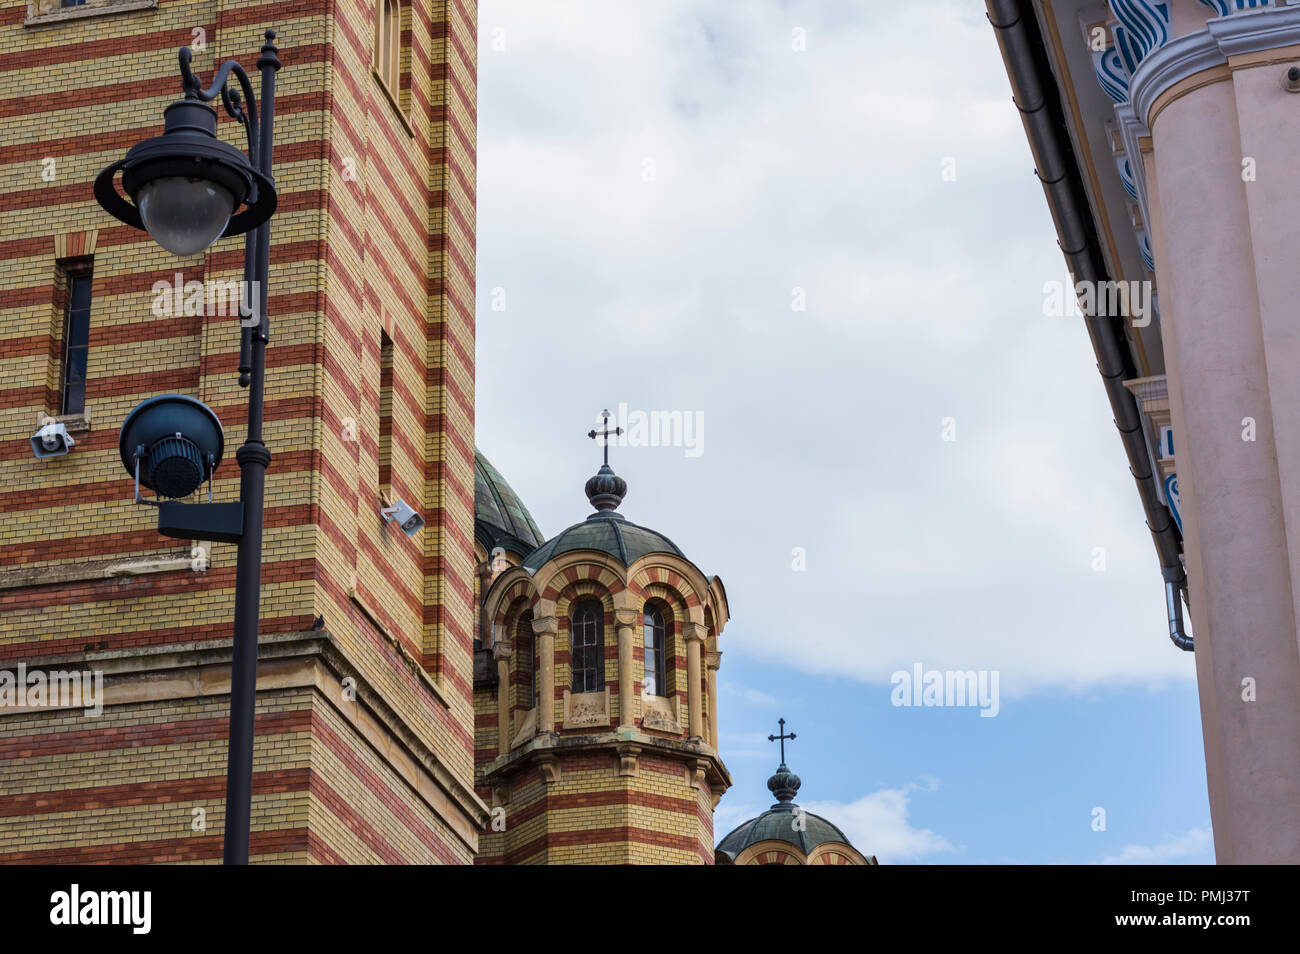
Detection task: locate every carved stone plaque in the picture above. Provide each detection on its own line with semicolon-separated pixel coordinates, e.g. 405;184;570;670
640;694;681;733
562;688;610;729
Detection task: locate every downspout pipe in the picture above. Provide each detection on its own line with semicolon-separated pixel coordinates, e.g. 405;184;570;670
986;0;1192;650
1164;566;1194;651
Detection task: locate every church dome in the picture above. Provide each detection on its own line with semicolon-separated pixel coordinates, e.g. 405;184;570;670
715;728;875;865
520;460;684;571
521;511;684;570
715;802;854;861
715;762;857;862
475;449;544;556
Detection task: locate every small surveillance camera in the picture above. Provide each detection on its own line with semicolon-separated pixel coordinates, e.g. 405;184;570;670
30;421;75;459
381;498;425;537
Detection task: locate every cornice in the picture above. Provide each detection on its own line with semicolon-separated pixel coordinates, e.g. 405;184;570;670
1130;5;1300;126
481;727;732;792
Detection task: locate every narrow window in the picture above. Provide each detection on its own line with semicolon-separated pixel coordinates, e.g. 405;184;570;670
387;0;401;91
60;263;93;416
378;330;393;490
643;605;667;697
570;600;605;693
374;2;388;84
375;0;401;92
517;613;535;708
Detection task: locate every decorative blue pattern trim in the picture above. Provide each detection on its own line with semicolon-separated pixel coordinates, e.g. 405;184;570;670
1198;0;1273;16
1163;473;1182;534
1118;158;1138;201
1111;0;1171;64
1113;24;1144;76
1094;45;1131;103
1139;233;1155;270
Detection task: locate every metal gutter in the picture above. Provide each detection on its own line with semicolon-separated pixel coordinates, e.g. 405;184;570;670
985;0;1192;650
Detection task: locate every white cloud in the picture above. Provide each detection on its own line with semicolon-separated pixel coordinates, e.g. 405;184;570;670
803;779;956;863
713;779;955;863
476;0;1198;695
1099;827;1214;865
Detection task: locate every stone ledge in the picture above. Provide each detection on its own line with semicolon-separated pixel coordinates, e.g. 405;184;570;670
483;725;731;799
35;410;90;434
0;551;195;590
24;0;157;28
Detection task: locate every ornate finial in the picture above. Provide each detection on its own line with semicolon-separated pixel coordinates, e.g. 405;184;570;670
586;409;623;468
768;717;796;762
259;28;282;71
766;718;801;807
584;409;627;514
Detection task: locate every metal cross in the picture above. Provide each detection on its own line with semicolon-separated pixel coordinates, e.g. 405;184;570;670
587;408;623;467
768;718;796;763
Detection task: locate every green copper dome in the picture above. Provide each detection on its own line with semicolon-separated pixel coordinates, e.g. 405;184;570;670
520;461;684;570
715;806;855;861
715;760;862;863
475;449;544;557
521;511;684;570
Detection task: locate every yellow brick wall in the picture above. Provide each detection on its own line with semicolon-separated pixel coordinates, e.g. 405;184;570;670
0;0;482;863
0;688;314;863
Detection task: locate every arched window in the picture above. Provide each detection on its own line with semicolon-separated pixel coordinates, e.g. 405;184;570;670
374;0;401;92
570;600;605;693
643;604;667;697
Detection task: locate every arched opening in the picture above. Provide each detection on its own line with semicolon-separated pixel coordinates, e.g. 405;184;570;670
643;603;668;697
570;599;605;693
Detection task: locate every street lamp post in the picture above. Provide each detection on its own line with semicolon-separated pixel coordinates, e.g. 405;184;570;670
94;31;282;865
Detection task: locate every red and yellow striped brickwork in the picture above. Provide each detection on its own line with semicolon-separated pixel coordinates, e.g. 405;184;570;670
0;0;485;863
473;546;731;864
477;750;717;865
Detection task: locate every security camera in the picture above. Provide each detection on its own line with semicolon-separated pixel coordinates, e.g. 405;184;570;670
381;498;425;537
30;421;75;459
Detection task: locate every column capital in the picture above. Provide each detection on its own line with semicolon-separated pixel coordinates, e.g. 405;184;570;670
683;621;708;643
532;615;559;636
705;650;721;669
492;641;513;661
613;608;640;628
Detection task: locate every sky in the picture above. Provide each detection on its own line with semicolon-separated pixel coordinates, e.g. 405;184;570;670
473;0;1213;864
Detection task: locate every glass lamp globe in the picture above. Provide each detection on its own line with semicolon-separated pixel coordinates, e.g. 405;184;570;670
136;176;235;256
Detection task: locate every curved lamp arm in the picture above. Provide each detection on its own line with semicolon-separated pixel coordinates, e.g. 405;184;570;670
178;45;268;386
179;46;260;166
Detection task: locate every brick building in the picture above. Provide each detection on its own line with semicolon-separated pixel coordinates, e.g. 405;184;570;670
471;451;731;864
1;0;483;863
0;0;766;864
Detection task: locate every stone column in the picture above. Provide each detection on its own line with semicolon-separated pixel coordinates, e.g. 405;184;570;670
493;640;512;757
1138;18;1300;861
705;648;721;748
532;616;558;735
683;622;705;741
615;609;639;731
475;563;493;646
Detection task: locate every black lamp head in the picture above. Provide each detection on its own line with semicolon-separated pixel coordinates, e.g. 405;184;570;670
119;394;225;499
93;99;276;255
